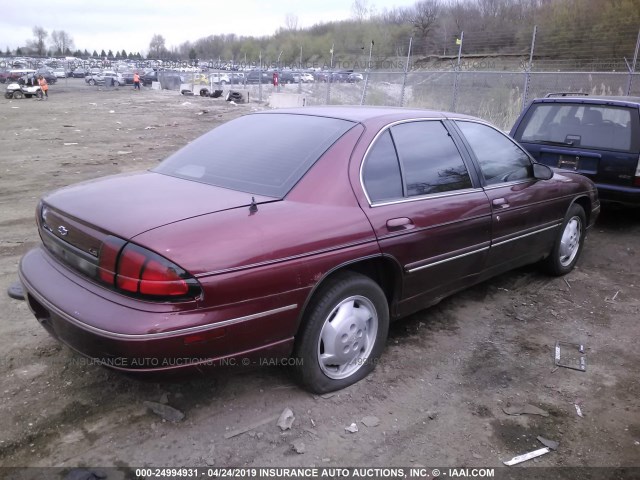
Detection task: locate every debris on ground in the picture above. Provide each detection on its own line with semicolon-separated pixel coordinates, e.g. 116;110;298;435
555;341;587;371
503;447;551;466
427;411;438;420
226;91;244;103
143;401;185;423
345;423;359;433
276;408;295;431
224;415;279;439
537;436;559;450
575;403;584;418
361;416;380;427
7;281;25;300
502;403;549;417
291;439;305;454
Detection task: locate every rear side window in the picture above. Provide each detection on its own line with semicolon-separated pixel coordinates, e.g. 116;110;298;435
391;121;472;196
515;103;639;153
362;120;473;203
155;114;355;198
362;130;403;202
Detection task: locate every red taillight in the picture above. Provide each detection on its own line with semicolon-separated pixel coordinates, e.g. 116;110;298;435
98;238;198;300
98;236;126;284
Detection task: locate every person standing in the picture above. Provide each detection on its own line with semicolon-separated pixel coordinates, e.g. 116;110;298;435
133;72;141;90
37;75;49;100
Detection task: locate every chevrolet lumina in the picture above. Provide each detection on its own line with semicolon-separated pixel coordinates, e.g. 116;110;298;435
19;107;600;393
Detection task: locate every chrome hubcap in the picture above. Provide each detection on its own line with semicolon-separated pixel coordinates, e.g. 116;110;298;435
559;216;582;266
317;295;378;380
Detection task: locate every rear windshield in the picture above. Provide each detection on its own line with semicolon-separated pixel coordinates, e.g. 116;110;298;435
154;113;355;198
515;103;639;153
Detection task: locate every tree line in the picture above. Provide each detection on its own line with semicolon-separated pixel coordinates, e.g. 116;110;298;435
7;0;640;69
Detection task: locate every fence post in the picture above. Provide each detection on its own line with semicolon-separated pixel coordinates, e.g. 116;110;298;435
258;66;263;103
451;31;463;112
400;37;413;107
360;40;374;105
625;28;640;96
522;26;537;111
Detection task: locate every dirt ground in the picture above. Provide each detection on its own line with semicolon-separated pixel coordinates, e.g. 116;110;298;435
1;79;639;476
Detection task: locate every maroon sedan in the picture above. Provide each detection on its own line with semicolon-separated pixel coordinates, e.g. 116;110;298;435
19;107;599;393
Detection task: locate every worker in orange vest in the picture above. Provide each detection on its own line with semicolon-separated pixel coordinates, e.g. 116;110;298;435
37;75;49;100
133;72;141;90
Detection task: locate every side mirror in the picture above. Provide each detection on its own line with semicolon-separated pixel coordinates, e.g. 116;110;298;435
533;162;553;180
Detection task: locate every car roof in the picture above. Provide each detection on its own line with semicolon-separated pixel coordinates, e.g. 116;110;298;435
256;106;479;124
532;95;640;107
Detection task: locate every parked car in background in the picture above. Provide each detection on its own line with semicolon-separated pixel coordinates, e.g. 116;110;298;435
19;107;598;394
299;72;315;83
35;68;57;84
72;68;88;78
348;72;364;82
209;72;231;85
511;94;640;206
141;70;158;86
119;72;135;85
246;70;270;84
85;71;124;86
53;68;67;79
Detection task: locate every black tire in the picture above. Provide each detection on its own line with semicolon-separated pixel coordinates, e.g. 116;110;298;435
5;92;13;99
293;272;389;393
89;79;95;86
543;203;586;276
199;88;210;97
36;90;43;99
12;91;23;99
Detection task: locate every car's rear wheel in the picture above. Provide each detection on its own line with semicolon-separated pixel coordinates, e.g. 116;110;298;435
4;92;13;99
293;272;389;393
89;79;95;86
12;91;23;99
544;203;586;276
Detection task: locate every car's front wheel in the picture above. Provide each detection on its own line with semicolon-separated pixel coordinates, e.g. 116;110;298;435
544;203;586;276
293;272;389;393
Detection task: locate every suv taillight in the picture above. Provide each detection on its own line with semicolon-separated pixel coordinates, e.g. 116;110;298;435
634;155;640;187
98;235;200;300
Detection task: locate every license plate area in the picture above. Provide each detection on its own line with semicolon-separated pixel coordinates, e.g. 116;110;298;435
558;155;579;170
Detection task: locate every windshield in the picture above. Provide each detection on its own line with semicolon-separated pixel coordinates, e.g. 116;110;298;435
154;113;355;198
516;103;639;153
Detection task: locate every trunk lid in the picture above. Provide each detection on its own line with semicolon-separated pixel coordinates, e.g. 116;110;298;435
39;171;276;265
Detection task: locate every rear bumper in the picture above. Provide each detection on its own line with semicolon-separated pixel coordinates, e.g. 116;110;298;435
596;183;640;206
19;247;296;373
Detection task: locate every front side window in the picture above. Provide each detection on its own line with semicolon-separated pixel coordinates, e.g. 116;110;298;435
391;121;472;196
457;121;532;186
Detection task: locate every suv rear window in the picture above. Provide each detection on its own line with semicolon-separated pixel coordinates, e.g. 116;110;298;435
516;103;639;153
154;114;355;198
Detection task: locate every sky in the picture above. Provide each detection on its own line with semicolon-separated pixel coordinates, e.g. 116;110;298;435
1;0;419;55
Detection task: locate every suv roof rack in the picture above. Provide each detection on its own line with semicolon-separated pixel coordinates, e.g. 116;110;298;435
544;92;589;98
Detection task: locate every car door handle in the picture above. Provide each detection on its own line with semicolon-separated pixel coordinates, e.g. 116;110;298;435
386;217;415;231
492;198;510;209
